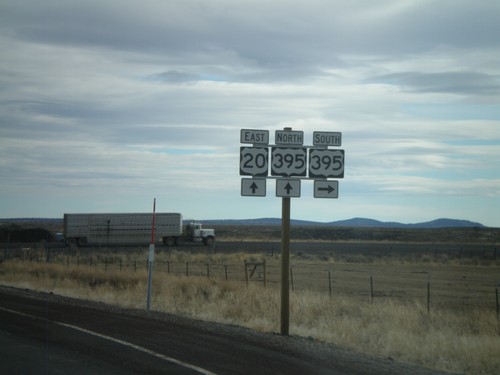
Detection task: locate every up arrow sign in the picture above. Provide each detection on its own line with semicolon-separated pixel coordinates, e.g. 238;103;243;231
241;178;266;197
276;179;300;198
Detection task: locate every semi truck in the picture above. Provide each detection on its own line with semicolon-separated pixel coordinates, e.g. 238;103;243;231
63;213;215;247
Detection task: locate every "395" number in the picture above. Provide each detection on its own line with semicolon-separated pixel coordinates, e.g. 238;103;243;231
309;149;344;178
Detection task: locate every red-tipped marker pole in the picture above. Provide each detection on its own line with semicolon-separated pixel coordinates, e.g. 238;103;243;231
146;198;156;311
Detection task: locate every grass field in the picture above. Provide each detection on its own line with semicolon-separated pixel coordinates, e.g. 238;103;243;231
1;248;499;375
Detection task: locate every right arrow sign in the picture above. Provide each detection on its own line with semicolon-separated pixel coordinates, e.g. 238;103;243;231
314;180;339;198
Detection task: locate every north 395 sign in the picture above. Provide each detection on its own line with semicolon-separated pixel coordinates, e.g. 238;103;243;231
271;147;307;177
309;149;345;178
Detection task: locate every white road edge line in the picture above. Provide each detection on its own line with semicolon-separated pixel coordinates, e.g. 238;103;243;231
0;306;217;375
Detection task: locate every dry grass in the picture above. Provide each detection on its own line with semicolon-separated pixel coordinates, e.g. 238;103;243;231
1;259;499;375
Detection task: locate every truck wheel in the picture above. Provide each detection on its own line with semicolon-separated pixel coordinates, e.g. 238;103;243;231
175;237;185;246
77;237;88;246
163;237;175;246
204;237;215;246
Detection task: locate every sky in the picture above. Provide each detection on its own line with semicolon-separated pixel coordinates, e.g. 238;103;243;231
1;0;499;227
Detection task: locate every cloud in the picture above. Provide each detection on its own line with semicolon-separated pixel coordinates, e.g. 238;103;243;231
368;71;500;96
1;0;499;226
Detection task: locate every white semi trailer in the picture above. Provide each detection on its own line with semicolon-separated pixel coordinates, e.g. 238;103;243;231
63;213;215;247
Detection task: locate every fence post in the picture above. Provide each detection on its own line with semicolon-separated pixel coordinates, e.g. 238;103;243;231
224;265;228;281
263;259;267;287
244;261;249;285
496;284;499;320
427;273;431;314
328;270;332;298
206;263;210;278
370;274;374;304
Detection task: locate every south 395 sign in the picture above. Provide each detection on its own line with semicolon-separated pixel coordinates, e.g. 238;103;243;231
309;149;344;178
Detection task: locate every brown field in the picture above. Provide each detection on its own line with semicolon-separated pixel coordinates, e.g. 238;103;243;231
1;223;499;374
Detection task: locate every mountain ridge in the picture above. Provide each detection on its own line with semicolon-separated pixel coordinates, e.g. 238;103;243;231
203;217;486;228
0;217;487;228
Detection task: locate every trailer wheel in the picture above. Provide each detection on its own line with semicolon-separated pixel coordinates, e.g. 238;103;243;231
77;237;88;246
204;237;215;246
163;237;175;246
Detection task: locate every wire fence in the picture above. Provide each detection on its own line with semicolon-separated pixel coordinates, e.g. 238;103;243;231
5;243;499;314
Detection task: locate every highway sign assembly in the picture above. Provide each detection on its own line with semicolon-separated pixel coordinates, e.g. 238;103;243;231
239;128;345;197
239;127;345;337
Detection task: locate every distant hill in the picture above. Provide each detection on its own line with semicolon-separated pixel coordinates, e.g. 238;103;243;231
204;217;486;228
1;217;486;229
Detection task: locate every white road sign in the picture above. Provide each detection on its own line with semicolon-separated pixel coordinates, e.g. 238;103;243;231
241;178;266;197
314;180;339;198
271;147;307;177
275;130;304;145
309;149;345;178
240;129;269;145
240;147;269;177
313;131;342;147
276;179;301;198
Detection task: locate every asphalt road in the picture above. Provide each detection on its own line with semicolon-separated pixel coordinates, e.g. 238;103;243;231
0;286;456;375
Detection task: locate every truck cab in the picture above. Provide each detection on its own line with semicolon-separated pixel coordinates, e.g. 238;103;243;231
184;221;215;246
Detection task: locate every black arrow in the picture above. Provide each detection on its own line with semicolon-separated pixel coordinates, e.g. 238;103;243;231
250;182;258;194
284;183;293;194
318;185;335;194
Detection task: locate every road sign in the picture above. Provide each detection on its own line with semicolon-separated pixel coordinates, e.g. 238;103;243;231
314;180;339;198
271;147;307;177
241;178;266;197
276;179;301;198
240;147;269;176
275;130;304;145
309;149;345;178
240;129;269;145
313;131;342;147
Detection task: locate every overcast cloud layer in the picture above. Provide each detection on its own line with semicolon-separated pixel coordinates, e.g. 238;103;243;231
1;0;499;226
